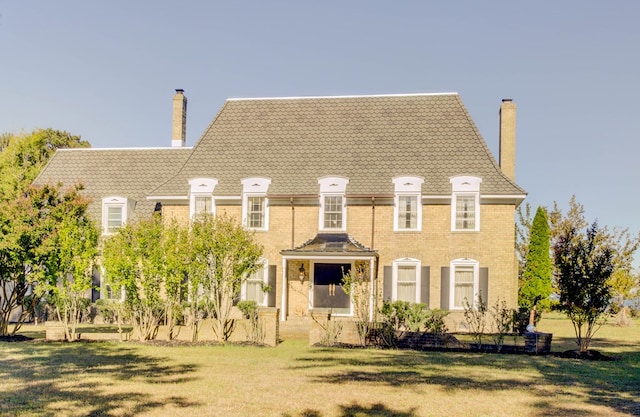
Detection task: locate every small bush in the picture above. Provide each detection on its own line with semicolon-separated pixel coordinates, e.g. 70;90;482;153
489;299;514;352
237;300;258;319
463;294;487;349
380;301;429;332
424;309;449;335
236;300;265;344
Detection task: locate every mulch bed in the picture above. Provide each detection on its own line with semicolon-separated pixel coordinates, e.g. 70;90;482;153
554;350;617;361
0;335;34;342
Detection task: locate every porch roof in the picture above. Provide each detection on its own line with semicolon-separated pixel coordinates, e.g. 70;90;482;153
281;233;378;257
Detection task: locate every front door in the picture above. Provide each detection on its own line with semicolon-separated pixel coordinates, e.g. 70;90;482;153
313;263;350;312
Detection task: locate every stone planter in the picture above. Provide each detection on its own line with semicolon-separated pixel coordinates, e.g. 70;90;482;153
524;332;553;354
45;321;66;341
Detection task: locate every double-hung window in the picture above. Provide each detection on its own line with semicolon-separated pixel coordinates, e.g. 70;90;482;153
102;197;130;235
318;176;349;231
450;259;479;309
450;176;482;232
455;195;476;230
242;178;271;231
323;195;344;229
392;258;421;303
393;176;424;231
189;178;218;218
194;196;212;215
242;260;268;305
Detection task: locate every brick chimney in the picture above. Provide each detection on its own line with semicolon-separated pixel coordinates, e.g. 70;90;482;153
499;99;516;181
172;89;187;147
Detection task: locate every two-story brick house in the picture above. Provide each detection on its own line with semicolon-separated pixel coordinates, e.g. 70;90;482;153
35;91;525;328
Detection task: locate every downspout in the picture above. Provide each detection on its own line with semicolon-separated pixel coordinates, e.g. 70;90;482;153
370;196;376;249
290;197;295;248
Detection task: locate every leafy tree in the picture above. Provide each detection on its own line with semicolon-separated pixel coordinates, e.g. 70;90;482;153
161;218;189;340
0;184;89;336
548;195;589;247
102;214;170;341
0;129;89;200
554;222;614;353
188;213;263;342
550;196;639;326
519;206;552;314
44;204;99;341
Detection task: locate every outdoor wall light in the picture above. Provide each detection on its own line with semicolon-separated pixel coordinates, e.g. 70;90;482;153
298;264;306;283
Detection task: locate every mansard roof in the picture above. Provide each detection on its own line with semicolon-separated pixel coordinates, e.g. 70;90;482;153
152;93;525;198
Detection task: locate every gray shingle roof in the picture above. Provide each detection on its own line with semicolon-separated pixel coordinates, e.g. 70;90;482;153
34;148;191;222
152;93;525;197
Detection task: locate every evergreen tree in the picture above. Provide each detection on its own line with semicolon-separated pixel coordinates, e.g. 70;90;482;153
519;206;552;311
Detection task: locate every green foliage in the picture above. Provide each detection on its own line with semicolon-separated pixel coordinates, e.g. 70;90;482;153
424;309;449;335
554;222;615;352
102;214;186;341
0;184;91;336
0;129;89;200
188;213;263;342
376;302;448;348
237;300;258;319
44;201;99;341
237;300;265;344
515;202;533;284
519;206;552;310
380;300;430;332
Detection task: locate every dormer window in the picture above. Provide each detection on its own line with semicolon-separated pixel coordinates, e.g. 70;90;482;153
189;178;218;218
450;176;482;232
241;177;271;230
102;197;131;235
318;176;349;231
393;176;424;231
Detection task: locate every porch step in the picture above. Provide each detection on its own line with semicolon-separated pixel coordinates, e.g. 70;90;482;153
279;316;311;339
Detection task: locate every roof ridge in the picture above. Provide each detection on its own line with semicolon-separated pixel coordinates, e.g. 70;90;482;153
227;92;458;102
54;147;193;152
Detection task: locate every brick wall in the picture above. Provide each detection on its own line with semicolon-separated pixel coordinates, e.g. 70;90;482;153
162;198;518;320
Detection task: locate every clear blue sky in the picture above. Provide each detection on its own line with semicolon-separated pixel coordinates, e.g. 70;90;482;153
1;1;639;248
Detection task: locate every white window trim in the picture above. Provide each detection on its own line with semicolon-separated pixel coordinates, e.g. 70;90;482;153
241;258;268;306
101;196;130;235
450;258;479;310
241;177;271;231
392;258;421;303
450;176;482;232
318;176;349;231
393;176;424;232
189;178;218;218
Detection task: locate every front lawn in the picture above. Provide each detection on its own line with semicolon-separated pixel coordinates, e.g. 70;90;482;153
1;314;638;417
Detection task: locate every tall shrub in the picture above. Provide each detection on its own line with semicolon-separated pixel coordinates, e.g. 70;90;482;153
554;222;614;352
519;206;552;315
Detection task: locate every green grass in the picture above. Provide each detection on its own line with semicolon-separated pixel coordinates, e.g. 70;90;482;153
1;314;638;417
